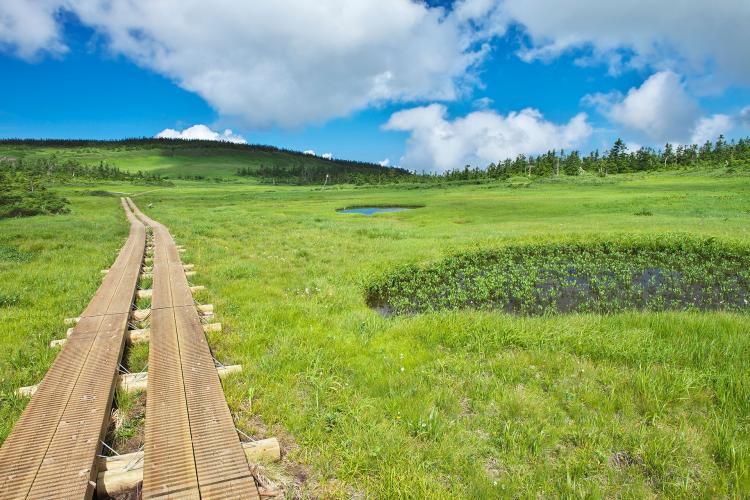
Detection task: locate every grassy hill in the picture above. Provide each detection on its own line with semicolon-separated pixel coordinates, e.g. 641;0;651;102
0;138;406;180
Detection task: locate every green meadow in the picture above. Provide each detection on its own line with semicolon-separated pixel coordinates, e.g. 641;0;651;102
1;169;749;497
0;142;340;178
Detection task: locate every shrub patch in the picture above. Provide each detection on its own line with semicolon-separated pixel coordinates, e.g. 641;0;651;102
366;236;750;315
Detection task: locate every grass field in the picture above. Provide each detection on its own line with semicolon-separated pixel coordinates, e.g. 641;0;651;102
1;169;749;497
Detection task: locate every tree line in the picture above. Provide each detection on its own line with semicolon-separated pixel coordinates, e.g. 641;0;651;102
239;135;749;185
0;156;167;183
236;161;411;184
410;136;750;183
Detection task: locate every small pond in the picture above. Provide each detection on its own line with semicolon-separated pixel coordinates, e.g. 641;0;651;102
337;206;416;215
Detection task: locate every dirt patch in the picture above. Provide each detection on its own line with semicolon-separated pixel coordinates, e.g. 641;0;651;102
109;392;146;453
485;457;502;482
610;450;643;470
109;483;142;500
238;414;313;499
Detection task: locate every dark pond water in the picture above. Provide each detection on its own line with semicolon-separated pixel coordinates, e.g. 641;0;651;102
337;207;415;215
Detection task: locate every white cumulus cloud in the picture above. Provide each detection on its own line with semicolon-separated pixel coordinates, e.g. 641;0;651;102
2;0;504;128
586;71;700;142
584;71;741;144
690;114;734;145
501;0;750;87
156;124;246;144
2;0;748;151
378;158;391;167
303;150;315;156
0;0;67;59
383;104;591;172
321;153;333;160
739;106;750;125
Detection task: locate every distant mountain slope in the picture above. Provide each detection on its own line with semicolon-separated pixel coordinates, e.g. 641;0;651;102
0;138;409;180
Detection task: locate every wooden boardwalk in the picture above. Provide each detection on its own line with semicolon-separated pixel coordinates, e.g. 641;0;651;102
0;199;146;499
126;199;259;499
0;198;259;499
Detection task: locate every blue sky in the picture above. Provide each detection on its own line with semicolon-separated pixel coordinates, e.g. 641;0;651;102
1;1;749;171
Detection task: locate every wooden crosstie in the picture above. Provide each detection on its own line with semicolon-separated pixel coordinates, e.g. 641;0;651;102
0;199;146;499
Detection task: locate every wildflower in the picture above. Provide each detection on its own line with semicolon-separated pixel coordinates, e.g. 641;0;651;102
400;367;404;372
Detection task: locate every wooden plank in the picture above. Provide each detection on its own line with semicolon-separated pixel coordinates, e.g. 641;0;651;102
28;313;130;499
0;321;100;498
142;282;199;499
174;305;258;499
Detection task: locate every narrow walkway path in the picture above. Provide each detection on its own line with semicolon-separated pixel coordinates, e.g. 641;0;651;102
0;198;146;499
127;199;259;499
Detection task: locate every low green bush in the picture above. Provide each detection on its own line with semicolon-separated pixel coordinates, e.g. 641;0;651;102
366;235;750;315
0;172;69;218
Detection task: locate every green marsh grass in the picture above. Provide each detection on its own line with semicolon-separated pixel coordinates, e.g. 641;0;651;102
1;172;749;496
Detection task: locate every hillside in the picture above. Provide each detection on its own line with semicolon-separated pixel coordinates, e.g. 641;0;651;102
0;138;409;181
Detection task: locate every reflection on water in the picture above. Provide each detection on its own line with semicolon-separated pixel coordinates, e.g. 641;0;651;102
337;207;415;215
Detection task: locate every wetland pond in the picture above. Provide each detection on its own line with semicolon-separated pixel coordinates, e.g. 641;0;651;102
337;206;419;215
366;237;750;316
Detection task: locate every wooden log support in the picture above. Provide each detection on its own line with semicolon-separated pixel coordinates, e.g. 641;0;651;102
190;285;205;293
53;326;150;348
136;289;153;300
242;437;282;463
128;328;149;344
64;316;80;325
95;438;280;497
19;365;242;397
16;385;37;397
130;309;150;321
197;303;213;313
118;364;241;393
183;263;194;270
143;270;194;280
101;269;109;274
203;322;222;333
49;338;67;348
